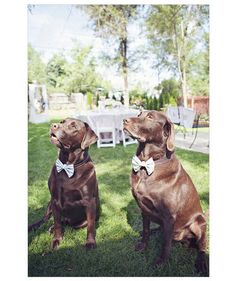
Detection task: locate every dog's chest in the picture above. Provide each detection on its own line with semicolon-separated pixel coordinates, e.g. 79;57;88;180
131;170;163;215
51;172;83;210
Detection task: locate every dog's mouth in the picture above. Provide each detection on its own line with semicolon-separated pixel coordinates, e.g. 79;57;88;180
50;132;60;145
123;127;145;142
123;127;134;137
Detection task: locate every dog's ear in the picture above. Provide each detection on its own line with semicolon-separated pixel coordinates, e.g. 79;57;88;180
163;118;175;153
81;122;98;150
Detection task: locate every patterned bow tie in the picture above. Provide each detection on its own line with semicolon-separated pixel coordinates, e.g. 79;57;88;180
55;159;74;178
132;155;155;176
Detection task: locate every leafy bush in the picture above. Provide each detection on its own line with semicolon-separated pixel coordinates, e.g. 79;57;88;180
157;79;180;109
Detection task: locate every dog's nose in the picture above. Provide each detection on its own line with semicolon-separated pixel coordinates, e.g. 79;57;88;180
123;118;131;124
52;123;59;129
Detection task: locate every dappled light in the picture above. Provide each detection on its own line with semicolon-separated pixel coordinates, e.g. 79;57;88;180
28;4;209;277
28;122;209;276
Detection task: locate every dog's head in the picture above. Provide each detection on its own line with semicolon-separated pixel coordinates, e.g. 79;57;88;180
123;110;175;154
50;118;98;151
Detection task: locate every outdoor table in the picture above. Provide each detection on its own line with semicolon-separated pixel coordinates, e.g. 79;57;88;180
74;108;140;144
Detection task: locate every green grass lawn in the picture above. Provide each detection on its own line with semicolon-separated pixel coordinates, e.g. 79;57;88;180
28;121;209;277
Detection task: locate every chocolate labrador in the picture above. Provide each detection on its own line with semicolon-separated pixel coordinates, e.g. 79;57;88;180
29;118;100;250
123;110;208;273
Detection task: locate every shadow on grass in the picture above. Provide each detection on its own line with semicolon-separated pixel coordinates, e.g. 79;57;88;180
176;147;209;168
123;200;209;277
28;229;209;277
28;123;209;277
28;227;209;277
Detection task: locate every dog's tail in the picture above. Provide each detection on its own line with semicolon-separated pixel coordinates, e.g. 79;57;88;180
28;201;52;232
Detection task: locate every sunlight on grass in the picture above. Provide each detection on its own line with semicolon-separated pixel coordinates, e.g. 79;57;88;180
28;122;209;277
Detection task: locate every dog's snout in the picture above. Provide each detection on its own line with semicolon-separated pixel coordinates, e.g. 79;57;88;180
52;123;59;130
123;118;131;124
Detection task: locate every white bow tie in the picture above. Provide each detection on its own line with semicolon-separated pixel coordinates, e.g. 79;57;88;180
55;159;74;178
132;155;155;175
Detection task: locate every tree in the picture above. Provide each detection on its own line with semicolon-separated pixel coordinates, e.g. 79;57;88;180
146;5;209;106
28;43;46;84
78;5;139;107
46;53;68;90
187;31;209;96
64;44;109;94
157;79;180;109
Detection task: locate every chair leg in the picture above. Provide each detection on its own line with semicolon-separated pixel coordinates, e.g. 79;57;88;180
112;129;116;147
122;131;126;147
97;131;100;148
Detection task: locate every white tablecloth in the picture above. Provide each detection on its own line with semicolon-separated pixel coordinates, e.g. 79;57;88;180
74;108;140;132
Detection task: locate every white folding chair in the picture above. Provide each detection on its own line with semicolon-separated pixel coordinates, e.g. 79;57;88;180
95;115;116;148
180;107;199;148
166;106;187;137
121;126;137;147
181;107;196;129
166;106;181;124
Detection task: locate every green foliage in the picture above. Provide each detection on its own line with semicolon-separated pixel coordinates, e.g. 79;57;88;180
64;45;97;94
78;5;139;106
95;94;100;107
80;5;138;39
153;97;158;110
87;92;94;109
28;121;209;277
146;5;209;97
46;53;68;90
28;43;111;96
28;43;46;84
129;87;147;107
187;40;209;96
157;79;180;109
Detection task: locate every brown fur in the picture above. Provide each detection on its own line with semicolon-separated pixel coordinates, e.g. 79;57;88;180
123;110;208;273
29;118;100;250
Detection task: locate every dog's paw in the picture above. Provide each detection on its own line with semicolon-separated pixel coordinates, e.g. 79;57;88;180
85;241;96;250
135;240;147;251
51;237;62;250
195;252;208;274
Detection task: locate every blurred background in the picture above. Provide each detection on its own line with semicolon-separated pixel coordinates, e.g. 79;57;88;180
28;5;209;116
28;4;209;153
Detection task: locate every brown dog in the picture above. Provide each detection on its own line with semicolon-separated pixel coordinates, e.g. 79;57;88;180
123;110;208;273
29;118;100;250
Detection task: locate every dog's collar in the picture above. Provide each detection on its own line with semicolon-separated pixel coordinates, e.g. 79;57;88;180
58;149;90;169
73;150;90;168
55;152;90;178
132;156;155;175
132;154;173;176
135;154;173;164
153;154;173;165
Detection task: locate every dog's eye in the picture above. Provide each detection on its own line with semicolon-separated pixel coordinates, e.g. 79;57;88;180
60;120;65;124
70;121;77;128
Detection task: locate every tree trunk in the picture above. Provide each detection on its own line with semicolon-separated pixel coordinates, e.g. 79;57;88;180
182;62;188;107
174;22;187;107
181;20;188;107
121;37;129;107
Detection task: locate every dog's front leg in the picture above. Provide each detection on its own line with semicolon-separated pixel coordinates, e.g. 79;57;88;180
135;212;150;251
51;201;63;250
85;197;96;250
155;219;174;267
